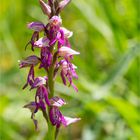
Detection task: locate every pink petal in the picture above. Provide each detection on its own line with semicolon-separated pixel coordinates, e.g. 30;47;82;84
49;16;62;27
50;96;66;107
60;27;73;38
58;0;71;12
59;46;80;57
27;22;44;32
34;37;50;47
31;76;47;89
62;116;81;126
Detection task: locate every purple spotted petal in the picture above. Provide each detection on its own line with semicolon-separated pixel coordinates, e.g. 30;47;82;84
49;107;62;128
50;96;66;107
28;22;45;32
35;85;50;108
31;76;47;89
40;48;52;69
34;37;50;48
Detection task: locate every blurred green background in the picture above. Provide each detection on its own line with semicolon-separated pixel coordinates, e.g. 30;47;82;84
0;0;140;140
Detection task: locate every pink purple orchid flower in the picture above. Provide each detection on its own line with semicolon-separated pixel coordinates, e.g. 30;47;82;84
20;0;80;138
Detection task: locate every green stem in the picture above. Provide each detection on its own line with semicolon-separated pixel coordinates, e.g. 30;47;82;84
42;109;55;140
43;46;57;139
41;109;49;122
48;65;54;98
48;45;56;98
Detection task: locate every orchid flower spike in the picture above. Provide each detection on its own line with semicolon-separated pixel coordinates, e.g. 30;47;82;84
21;0;80;138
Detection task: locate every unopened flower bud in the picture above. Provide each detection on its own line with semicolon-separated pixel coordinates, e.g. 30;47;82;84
39;0;51;17
57;0;71;13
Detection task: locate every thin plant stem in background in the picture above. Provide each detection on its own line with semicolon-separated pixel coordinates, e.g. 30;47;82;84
19;0;80;139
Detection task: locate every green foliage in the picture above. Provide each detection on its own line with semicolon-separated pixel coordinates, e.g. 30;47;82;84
0;0;140;139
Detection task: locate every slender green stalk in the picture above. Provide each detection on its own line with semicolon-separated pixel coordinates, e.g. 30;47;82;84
44;47;56;139
48;65;55;98
42;109;55;140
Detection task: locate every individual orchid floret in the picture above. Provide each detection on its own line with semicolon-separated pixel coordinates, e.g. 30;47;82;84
49;16;62;28
49;106;65;128
49;29;65;47
31;76;48;89
46;16;63;46
49;106;80;128
28;22;45;32
35;85;50;110
60;60;78;91
39;0;51;17
24;102;39;130
57;29;71;48
57;0;71;13
19;55;40;68
34;37;50;48
50;96;66;107
58;46;80;58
